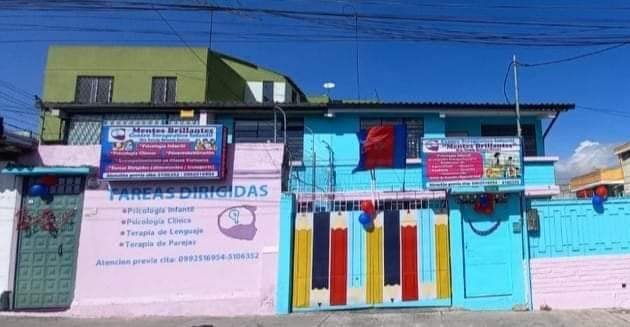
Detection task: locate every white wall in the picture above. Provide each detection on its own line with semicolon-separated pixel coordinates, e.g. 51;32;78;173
244;81;287;103
273;82;286;103
245;81;262;103
0;162;19;294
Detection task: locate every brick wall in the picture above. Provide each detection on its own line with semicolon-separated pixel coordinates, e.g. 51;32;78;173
531;254;630;310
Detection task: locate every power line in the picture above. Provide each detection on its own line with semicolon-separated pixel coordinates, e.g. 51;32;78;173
519;43;628;67
577;105;630;118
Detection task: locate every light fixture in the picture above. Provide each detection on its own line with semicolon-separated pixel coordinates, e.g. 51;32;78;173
439;112;446;118
324;112;335;118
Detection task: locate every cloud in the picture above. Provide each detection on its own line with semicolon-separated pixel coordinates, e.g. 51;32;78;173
555;140;619;183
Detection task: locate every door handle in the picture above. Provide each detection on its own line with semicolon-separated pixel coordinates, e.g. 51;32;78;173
58;244;63;257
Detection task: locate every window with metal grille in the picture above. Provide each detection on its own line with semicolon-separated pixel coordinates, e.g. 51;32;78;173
75;76;113;104
151;77;177;104
262;81;274;103
234;118;304;161
481;124;537;156
360;118;424;159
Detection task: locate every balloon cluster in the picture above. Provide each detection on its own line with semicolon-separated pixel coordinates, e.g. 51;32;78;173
28;175;59;201
592;185;608;213
359;200;376;231
473;193;495;215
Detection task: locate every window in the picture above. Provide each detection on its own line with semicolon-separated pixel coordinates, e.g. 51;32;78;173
291;90;298;103
151;77;177;104
360;118;424;159
75;76;113;104
234;118;304;161
262;81;274;103
481;124;537;156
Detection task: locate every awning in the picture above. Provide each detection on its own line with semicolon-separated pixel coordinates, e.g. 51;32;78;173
1;165;90;176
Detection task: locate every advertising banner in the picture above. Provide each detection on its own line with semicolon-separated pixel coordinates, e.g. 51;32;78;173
422;137;522;189
100;124;226;181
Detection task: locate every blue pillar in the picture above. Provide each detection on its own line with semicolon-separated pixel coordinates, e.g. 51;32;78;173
276;193;295;314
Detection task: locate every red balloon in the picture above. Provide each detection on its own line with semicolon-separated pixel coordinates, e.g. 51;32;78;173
40;175;59;187
360;200;375;215
595;185;608;199
483;206;494;214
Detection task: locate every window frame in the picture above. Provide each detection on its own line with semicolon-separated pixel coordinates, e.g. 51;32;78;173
75;76;113;104
233;117;304;161
262;81;274;103
151;76;177;104
480;124;538;156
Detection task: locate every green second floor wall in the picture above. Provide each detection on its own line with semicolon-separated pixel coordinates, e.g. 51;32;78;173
40;46;299;142
44;46;210;103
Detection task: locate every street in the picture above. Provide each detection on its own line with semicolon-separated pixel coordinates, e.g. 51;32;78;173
2;309;630;327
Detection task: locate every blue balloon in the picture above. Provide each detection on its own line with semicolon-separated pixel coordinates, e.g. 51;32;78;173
29;183;49;197
479;194;489;206
592;195;603;207
358;212;372;225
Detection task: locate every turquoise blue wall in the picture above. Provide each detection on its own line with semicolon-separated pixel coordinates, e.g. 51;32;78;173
529;198;630;258
523;162;556;186
289;114;553;193
449;194;527;310
276;193;295;314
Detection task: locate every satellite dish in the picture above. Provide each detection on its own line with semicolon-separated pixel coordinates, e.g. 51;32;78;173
323;82;336;89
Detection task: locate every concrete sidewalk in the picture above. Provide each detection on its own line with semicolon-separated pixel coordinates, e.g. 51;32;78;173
2;309;630;327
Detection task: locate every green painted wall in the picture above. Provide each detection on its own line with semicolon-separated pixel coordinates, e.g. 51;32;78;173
217;53;287;82
40;46;297;142
43;46;209;103
206;52;246;102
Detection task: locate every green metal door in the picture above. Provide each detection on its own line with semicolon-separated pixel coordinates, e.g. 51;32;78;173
13;176;84;310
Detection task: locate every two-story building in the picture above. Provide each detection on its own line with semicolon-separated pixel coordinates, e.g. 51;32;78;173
0;46;574;316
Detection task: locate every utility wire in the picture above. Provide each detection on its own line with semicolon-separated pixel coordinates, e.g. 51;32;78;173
520;43;628;67
153;5;241;99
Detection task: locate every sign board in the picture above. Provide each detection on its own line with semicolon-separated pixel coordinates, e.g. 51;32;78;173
422;137;522;189
100;124;227;181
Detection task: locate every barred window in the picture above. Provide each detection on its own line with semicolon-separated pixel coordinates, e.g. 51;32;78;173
234;118;303;161
360;118;424;159
75;76;113;104
481;124;537;156
151;77;177;104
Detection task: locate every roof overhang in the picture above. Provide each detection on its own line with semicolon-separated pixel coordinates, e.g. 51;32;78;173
42;101;574;118
1;165;90;176
0;131;38;157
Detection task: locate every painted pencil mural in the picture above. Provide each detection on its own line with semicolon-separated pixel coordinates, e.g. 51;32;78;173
291;206;451;310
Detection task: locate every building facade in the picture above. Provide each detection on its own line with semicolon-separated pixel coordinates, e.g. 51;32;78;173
615;142;630;195
0;46;597;316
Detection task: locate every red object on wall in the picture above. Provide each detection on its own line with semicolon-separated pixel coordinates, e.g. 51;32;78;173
401;225;419;301
362;126;395;169
329;228;348;306
360;200;376;216
595;185;609;199
576;190;588;198
40;175;59;187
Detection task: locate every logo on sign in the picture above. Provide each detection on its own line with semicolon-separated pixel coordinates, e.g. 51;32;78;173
217;205;258;240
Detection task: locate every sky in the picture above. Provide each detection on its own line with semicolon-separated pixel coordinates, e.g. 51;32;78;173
1;0;630;182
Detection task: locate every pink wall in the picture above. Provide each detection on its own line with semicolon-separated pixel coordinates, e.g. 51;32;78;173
531;255;630;310
33;144;285;317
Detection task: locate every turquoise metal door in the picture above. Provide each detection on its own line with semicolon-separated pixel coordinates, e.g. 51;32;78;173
13;176;84;310
460;195;525;306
